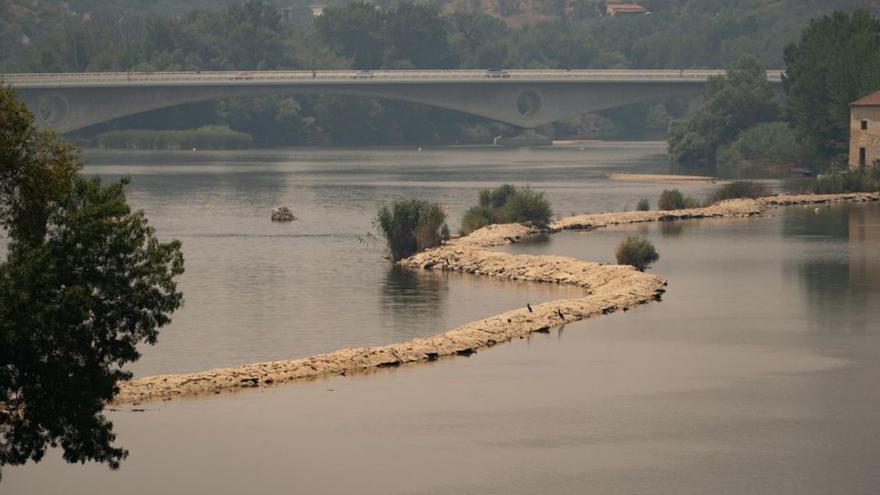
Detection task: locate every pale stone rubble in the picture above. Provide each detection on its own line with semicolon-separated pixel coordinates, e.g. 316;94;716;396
114;192;878;404
605;173;726;184
551;193;878;232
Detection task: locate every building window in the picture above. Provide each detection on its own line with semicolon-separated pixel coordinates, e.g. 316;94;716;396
859;147;867;167
862;120;868;130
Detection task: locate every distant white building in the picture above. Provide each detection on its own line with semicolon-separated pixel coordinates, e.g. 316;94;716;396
310;4;327;17
605;3;650;16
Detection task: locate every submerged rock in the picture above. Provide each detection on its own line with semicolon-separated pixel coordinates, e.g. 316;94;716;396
271;205;296;222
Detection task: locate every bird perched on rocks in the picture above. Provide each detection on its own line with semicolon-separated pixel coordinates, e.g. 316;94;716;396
556;309;565;321
527;303;533;313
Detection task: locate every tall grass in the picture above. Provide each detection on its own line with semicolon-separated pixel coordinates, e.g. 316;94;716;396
96;125;253;150
375;199;446;261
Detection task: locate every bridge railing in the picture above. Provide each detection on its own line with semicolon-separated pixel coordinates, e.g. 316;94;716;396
2;69;784;86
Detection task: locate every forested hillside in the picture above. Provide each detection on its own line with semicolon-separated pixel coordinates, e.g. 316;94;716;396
2;0;878;146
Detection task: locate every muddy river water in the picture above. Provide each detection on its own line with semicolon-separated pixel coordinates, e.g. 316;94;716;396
4;144;879;494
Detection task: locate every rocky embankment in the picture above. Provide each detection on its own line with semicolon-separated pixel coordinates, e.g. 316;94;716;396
552;193;878;231
114;192;878;404
116;224;665;404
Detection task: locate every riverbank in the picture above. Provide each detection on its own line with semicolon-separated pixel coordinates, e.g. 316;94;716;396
94;126;253;150
605;173;727;184
113;192;878;404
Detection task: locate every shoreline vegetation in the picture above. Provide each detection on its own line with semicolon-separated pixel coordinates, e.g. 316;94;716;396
95;126;253;150
113;191;878;405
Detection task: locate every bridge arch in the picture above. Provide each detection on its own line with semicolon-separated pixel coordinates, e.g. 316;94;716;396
6;70;783;134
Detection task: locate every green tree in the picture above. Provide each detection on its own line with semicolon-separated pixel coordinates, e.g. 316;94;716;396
668;57;780;171
316;2;387;69
716;122;806;178
222;0;293;70
783;10;880;166
0;86;185;477
217;96;311;145
447;13;510;68
383;3;456;69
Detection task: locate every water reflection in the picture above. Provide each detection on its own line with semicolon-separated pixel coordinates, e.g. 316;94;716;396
58;144;731;376
659;220;687;237
786;205;880;335
380;266;448;328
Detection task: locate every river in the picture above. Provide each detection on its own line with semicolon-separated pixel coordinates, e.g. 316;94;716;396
72;142;711;376
4;144;879;494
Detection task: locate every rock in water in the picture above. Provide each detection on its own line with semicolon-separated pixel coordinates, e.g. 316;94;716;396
271;205;296;222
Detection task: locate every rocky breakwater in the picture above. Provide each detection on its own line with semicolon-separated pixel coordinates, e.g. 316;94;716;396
115;223;666;404
552;193;879;232
115;193;877;404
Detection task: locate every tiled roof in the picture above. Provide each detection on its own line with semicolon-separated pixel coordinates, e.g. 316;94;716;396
851;91;880;107
607;3;648;14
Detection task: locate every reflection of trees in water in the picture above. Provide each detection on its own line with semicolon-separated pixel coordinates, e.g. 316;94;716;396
379;265;448;332
789;205;880;335
659;220;688;237
782;204;851;240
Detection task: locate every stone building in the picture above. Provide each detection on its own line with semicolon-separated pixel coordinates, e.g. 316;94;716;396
849;91;880;169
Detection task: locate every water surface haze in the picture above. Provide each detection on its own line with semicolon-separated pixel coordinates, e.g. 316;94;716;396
7;200;880;494
76;143;708;376
5;145;878;494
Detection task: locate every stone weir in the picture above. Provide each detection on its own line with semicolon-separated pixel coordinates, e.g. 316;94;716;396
114;192;878;404
114;224;666;404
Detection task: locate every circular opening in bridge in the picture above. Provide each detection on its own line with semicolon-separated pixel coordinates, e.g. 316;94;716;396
37;94;70;126
515;90;543;118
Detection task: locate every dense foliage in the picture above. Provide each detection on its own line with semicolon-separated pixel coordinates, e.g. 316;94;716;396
668;58;780;172
657;189;699;211
783;10;880;167
460;184;552;235
715;122;806;178
614;236;659;271
375;199;446;261
0;85;184;476
96;125;253;149
809;168;880;194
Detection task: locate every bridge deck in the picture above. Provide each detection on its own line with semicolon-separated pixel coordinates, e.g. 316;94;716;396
3;69;784;88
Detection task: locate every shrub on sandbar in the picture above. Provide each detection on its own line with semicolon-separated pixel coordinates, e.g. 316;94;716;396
376;199;446;261
657;189;700;210
636;198;650;211
615;236;659;271
707;181;771;204
460;184;553;235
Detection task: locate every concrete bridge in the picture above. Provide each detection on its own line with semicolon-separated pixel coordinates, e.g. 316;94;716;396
2;69;784;133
